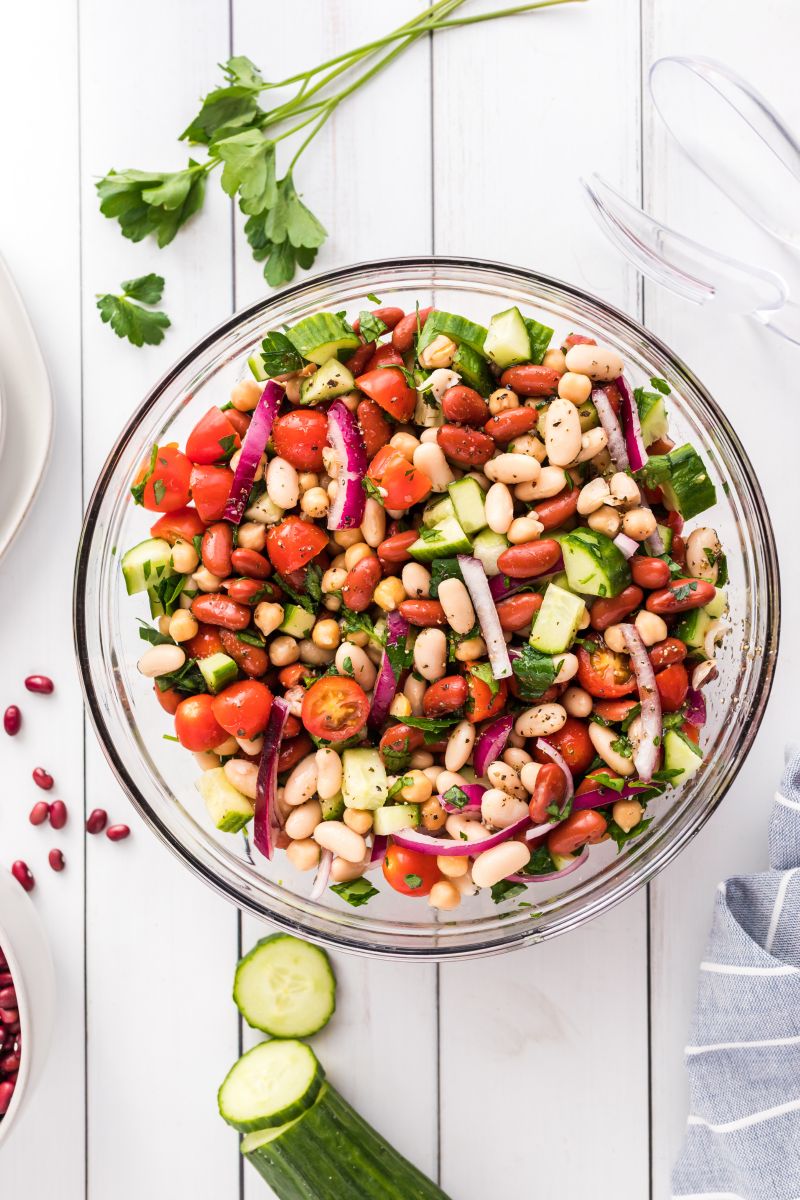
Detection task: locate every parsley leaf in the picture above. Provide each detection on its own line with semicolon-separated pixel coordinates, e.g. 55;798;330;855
490;880;527;903
96;164;206;248
442;784;470;810
511;644;558;700
404;873;423;890
672;581;699;603
154;657;206;695
606;816;653;851
387;775;413;801
96;274;171;347
366;292;382;305
258;330;304;377
212;130;277;214
362;478;386;505
340;607;383;646
330;878;379;907
131;443;158;505
517;844;558;877
470;661;500;700
428;558;464;600
401;714;462;739
358;310;388;343
649;376;671;395
138;621;175;647
180;57;264;144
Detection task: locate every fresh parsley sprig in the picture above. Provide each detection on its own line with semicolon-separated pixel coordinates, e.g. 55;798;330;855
96;274;170;347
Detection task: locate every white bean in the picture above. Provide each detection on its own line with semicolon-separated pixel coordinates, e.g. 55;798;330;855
507;516;543;544
515;465;570;502
577;477;611;515
361;498;386;548
570;427;608;465
481;788;529;828
404;672;427;715
438;577;476;635
553;652;579;685
402;562;431;598
413;627;447;681
313;821;367;863
543;398;582;467
329;857;366;883
266;456;299;510
335;642;377;691
315;748;343;800
486;761;527;799
194;751;219;771
588;722;635;776
508;434;546;462
503;747;532;770
285;800;323;841
137;644;186;678
564;342;624;381
445;812;488;843
445;720;475;773
686;527;721;583
485;453;541;485
520;761;542;794
485;482;515;534
562;686;592;718
284;753;319;807
223;758;259;800
514;703;568;738
414;442;455;492
232;735;259;756
437;769;471;795
472;841;531;889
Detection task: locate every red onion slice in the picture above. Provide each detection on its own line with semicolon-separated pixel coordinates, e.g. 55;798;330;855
254;696;291;860
439;783;486;814
619;623;661;783
391;814;529;857
524;820;558;841
613;532;639;559
367;611;410;735
535;738;574;807
685;688;707;728
458;555;512;680
573;782;654;811
223;380;283;524
592;387;629;471
367;834;388;870
309;848;333;900
473;715;514;778
327;400;368;531
616;374;648;472
506;847;589;884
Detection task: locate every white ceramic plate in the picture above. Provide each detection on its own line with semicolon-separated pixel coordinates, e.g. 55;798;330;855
0;254;53;563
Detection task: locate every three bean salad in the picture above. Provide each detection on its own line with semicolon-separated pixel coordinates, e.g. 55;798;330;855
122;300;727;910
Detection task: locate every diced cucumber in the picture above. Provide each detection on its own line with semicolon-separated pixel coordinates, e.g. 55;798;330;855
656;523;673;553
285;313;360;366
414;367;448;428
248;354;268;382
245;491;284;525
320;792;344;821
299;358;355;405
448;476;487;536
483;306;531;369
218;1039;325;1133
279;604;315;639
659;444;717;520
196;768;254;834
198;652;239;694
663;728;703;787
704;587;727;619
422;495;455;529
121;537;173;596
409;515;472;563
523;316;555;365
373;804;420;836
577;399;599;432
342;748;388;811
530;583;586;654
416;311;489;360
551;851;579;872
233;934;336;1038
452;343;494;396
561;528;631;598
675;607;713;652
471;527;509;577
636;389;668;446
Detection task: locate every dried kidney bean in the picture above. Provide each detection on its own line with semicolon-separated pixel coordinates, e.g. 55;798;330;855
645;578;715;614
106;824;131;842
24;675;54;694
230;547;271;579
225;578;267;605
441;385;489;425
48;800;68;830
357;398;391;459
378;530;418;566
529;763;566;823
29;801;50;826
496;592;543;631
219;629;268;678
3;707;21;736
392;307;434;353
11;861;34;891
630;556;670;589
648;638;688;669
500;364;560;396
32;767;54;791
86;809;108;834
341;556;381;613
48;849;65;872
201;523;233;577
532;488;580;530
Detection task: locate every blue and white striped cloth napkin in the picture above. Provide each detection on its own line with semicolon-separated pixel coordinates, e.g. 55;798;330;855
673;748;800;1200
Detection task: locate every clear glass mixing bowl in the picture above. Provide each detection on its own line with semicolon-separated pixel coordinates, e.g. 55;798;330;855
74;257;780;959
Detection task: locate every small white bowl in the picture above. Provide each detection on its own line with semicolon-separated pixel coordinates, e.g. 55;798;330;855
0;867;55;1147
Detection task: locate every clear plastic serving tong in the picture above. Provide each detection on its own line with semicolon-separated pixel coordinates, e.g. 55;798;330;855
582;55;800;345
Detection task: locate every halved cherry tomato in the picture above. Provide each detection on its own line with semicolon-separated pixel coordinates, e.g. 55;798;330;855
655;663;689;713
465;663;508;724
369;344;405;369
272;410;329;472
154;684;182;715
301;676;370;743
575;766;619;797
681;721;701;745
133;444;192;512
190;464;235;523
184;623;224;660
150;506;206;545
266;516;329;575
592;698;639;723
185;407;241;465
366;445;432;509
212;680;274;740
538;717;594;776
576;639;637;699
382;845;441;897
174;694;227;751
356;367;417;422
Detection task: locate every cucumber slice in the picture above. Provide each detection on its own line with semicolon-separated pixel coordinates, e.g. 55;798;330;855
299;358;355;405
198;652;239;694
483;306;531;368
523;317;555;365
196;768;254;834
121;538;173;596
240;1116;303;1155
422;495;455;529
245;491;285;526
448;476;487;536
409;515;472;563
452;343;494;396
704;587;727;619
675;607;713;652
577;399;599;432
659;444;717;520
373;803;420;836
342;748;388;811
279;604;315;639
234;934;336;1038
218;1039;325;1133
529;583;586;654
320;791;344;821
248;354;268;382
285;313;360;366
656;523;673;553
561;528;631;598
471;527;509;577
551;851;579;872
416;311;489;360
663;728;703;787
636;389;668;447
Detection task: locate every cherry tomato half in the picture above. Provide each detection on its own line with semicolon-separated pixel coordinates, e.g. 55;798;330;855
212;680;274;741
190;464;235;523
133;443;192;513
150;506;206;545
174;694;228;751
266;516;329;576
301;676;370;743
356;367;417;423
465;663;508;725
576;640;637;699
655;662;689;713
538;717;594;777
272;409;329;472
154;684;182;716
366;445;432;510
382;845;441;897
185;407;241;465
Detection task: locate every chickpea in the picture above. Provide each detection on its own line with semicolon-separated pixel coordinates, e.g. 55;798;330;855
236;522;266;551
541;347;567;376
436;855;469;878
390;432;420;461
421;795;447;831
321;566;348;594
254;602;285;638
344;542;374;570
455;636;487;662
606;472;641;508
488;387;519;415
428;880;462;911
419;334;457;370
230;378;262;412
373;577;407;612
400;770;434;804
168;609;198;643
171;538;199;574
332;527;363;548
286;838;320;872
157;615;172;637
603;624;628;654
300;487;330;519
587;504;621;537
192;566;223;593
343;808;373;835
634;610;668;646
389;693;412;719
311;619;341;650
329;858;366;884
558;371;593;405
269;635;300;667
507;516;544;545
622;506;658;541
612;798;644;833
563;685;593;718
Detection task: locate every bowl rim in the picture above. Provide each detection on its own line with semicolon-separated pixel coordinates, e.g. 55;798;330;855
73;254;781;959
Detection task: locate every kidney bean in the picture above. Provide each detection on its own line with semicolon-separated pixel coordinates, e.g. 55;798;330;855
29;800;50;826
225;578;268;605
646;578;715;614
357;398;391;460
399;599;448;628
3;706;21;736
343;341;375;377
532;488;580;531
423;676;468;716
500;364;560;397
278;663;308;689
0;1080;16;1114
648;637;688;669
11;861;34;891
497;539;562;579
341;555;382;613
562;333;596;351
283;714;302;738
217;628;266;678
86;808;108;834
0;987;16;1009
496;592;543;632
191;593;251;630
201;522;233;578
48;849;65;872
437;424;496;467
630;556;671;589
106;824;131;842
378;530;418;566
379;723;425;767
277;733;313;774
32;767;54;791
529;762;566;823
48;800;67;830
484;408;538;443
0;1050;20;1073
225;409;251;439
25;674;54;694
547;809;607;856
353;306;404;334
369;344;405;369
230;547;271;580
589;586;644;632
441;385;489;425
671;535;686;567
392;306;434;353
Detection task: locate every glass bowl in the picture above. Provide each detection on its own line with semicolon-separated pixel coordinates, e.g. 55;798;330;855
74;257;780;960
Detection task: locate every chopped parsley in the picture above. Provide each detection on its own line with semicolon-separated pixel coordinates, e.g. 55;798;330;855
357;309;388;343
404;873;423;890
330;878;379;907
511;644;558;700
